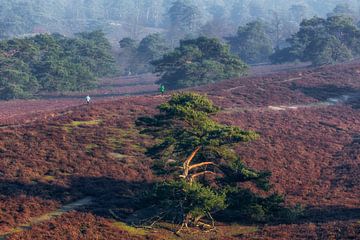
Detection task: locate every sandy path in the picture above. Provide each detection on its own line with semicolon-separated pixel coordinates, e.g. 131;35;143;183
223;94;357;113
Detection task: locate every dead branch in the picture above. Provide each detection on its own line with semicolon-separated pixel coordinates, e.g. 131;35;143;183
188;162;216;171
183;146;201;178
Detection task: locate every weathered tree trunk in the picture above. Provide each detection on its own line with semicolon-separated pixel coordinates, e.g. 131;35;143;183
181;146;201;180
177;147;219;232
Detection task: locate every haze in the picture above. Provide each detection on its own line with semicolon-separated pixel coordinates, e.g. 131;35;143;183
1;0;359;41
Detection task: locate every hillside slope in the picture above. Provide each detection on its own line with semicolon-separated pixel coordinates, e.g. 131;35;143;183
0;62;359;239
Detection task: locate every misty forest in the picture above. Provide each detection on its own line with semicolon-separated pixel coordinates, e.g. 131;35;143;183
2;0;360;98
0;1;359;240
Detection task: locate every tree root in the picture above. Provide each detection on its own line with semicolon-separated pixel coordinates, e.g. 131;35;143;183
175;212;217;234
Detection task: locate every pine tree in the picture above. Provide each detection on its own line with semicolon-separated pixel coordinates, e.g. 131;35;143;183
136;92;283;231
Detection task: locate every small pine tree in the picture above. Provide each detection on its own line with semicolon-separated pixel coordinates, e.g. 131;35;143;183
137;92;291;231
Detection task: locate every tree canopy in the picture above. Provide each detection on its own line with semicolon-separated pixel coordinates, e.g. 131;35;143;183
227;21;273;64
1;0;360;47
0;30;116;100
271;16;360;66
118;33;168;75
167;0;202;46
152;37;248;90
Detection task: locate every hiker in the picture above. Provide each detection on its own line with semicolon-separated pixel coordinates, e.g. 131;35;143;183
159;84;165;95
86;95;91;104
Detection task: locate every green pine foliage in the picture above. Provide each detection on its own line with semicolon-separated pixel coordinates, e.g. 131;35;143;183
0;56;38;99
224;188;303;223
227;21;273;64
152;37;248;90
271;15;360;66
0;30;116;100
118;34;168;75
137;93;299;229
137;92;258;162
153;180;227;224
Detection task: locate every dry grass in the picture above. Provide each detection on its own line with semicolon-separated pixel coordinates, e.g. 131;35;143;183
63;120;102;132
111;221;147;236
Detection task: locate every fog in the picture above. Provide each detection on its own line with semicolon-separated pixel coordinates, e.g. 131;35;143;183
1;0;359;42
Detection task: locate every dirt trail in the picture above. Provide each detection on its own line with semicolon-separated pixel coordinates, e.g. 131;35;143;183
0;197;93;240
223;94;356;113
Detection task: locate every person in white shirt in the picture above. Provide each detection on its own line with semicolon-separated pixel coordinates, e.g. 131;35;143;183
86;95;91;104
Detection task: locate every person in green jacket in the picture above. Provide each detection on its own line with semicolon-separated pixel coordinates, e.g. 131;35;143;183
159;84;165;95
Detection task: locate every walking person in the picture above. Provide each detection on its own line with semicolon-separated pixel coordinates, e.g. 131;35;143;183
86;95;91;104
159;84;165;95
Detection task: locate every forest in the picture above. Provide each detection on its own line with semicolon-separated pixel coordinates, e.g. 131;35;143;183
115;1;360;78
1;0;360;41
0;30;116;99
2;1;360;99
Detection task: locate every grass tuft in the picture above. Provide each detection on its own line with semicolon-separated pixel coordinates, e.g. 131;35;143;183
42;175;56;181
63;120;102;132
109;152;128;160
112;221;147;236
69;120;102;126
85;144;98;154
226;225;258;236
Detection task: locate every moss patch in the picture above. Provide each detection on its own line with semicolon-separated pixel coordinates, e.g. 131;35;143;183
85;144;99;154
63;120;102;132
41;175;56;182
111;222;147;236
108;152;128;160
107;128;147;152
225;225;258;236
68;120;102;127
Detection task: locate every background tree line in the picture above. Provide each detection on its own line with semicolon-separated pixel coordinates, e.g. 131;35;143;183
1;0;360;42
271;15;360;66
0;30;116;99
118;33;169;75
116;0;360;72
2;0;360;67
2;1;360;99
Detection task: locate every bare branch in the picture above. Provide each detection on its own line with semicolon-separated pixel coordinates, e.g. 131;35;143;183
183;146;201;177
188;162;216;171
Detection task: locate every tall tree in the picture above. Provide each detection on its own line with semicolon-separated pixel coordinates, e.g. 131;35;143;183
306;35;352;66
200;4;233;38
135;33;168;73
152;37;248;89
118;37;137;75
0;55;39;99
227;21;273;64
271;16;360;65
267;10;298;49
118;34;168;75
136;33;168;64
167;0;201;46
